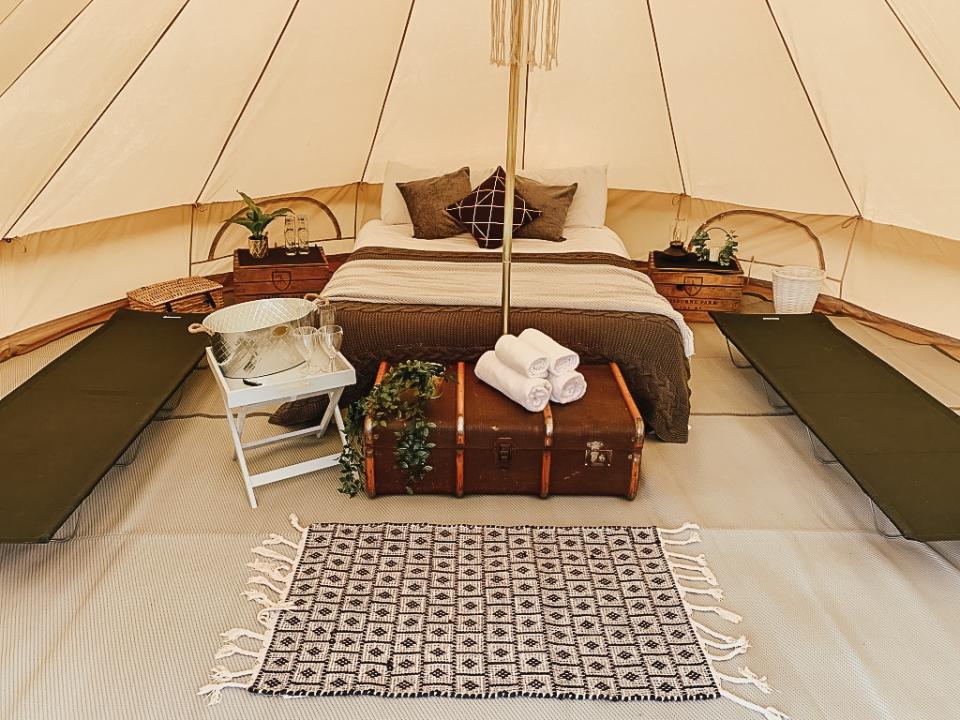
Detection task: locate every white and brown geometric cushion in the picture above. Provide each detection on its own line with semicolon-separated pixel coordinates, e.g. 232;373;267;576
446;166;541;249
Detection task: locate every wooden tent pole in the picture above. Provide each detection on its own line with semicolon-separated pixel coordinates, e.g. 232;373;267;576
500;2;525;336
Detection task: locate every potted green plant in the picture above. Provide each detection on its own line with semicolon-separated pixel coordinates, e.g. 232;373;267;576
338;360;451;497
227;191;292;259
689;226;739;267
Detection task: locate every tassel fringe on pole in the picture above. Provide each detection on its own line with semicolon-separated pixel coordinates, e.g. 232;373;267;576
490;0;561;70
657;524;791;720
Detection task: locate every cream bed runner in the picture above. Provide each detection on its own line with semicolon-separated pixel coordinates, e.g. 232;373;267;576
322;258;695;357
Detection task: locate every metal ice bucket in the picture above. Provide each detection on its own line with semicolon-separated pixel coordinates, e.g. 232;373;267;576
188;297;321;378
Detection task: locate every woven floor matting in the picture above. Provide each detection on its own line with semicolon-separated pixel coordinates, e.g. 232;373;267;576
250;522;718;702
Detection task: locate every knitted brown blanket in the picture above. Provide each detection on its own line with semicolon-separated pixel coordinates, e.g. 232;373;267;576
274;247;691;442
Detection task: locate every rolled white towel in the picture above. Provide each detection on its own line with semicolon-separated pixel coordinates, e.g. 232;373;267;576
518;328;579;374
475;351;551;412
494;335;549;378
549;370;587;404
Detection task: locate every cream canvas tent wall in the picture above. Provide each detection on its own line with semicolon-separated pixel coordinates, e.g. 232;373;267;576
1;0;959;351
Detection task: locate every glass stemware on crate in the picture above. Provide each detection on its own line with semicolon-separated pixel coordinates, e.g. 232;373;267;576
283;214;297;256
296;214;310;255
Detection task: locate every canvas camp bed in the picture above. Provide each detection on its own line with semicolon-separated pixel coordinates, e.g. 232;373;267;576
712;312;960;542
0;310;206;543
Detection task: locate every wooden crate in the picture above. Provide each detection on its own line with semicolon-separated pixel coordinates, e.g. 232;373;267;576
646;252;745;322
233;246;332;303
127;276;224;313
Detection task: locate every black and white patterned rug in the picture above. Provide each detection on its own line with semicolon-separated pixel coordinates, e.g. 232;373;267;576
202;519;788;719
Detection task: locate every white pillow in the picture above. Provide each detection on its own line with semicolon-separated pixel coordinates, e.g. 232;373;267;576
517;164;607;227
380;161;474;226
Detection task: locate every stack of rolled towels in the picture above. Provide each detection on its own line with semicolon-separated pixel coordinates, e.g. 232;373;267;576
474;328;587;412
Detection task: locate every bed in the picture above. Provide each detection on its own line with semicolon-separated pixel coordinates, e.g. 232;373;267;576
319;220;694;442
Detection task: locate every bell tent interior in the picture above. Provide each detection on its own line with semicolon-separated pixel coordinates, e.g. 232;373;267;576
1;1;959;719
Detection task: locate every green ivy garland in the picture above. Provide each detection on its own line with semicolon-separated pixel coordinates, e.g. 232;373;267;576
338;360;450;497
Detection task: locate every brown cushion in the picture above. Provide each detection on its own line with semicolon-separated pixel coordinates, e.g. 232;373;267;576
514;177;578;241
445;167;541;249
397;166;472;239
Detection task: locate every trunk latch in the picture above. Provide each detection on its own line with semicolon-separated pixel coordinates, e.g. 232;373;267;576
496;437;513;468
585;440;612;467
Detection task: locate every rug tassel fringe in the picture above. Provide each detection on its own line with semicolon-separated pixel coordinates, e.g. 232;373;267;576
659;522;701;534
679;585;723;601
658;525;790;720
675;571;719;587
706;645;749;662
684;602;743;624
290;514;307;533
201;520;310;706
210;665;256;682
198;680;251;706
720;688;792;720
248;576;286;596
214;643;260;660
246;559;292;584
251;545;295;565
220;628;266;643
241;590;281;608
262;533;300;550
670;563;718;585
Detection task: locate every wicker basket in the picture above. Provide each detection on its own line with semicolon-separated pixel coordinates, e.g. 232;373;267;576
127;276;225;313
772;266;826;314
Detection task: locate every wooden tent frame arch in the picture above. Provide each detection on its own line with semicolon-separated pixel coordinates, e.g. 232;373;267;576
206;195;342;261
694;208;827;274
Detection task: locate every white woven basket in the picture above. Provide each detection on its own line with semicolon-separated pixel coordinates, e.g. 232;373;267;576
772;265;826;313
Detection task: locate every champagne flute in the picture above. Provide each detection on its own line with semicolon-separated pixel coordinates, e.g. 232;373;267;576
283;214;297;256
292;326;322;375
318;324;343;372
314;298;335;328
296;214;310;255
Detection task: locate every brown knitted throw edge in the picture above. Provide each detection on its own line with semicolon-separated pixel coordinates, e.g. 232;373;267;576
271;248;690;442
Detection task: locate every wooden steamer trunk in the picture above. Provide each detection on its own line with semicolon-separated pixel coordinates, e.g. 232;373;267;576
233;246;332;303
646;252;745;322
364;362;643;499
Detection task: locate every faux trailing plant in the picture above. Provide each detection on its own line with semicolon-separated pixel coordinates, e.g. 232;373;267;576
227;191;292;239
689;226;739;267
338;360;451;497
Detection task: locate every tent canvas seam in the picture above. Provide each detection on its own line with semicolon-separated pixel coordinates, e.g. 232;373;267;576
354;0;416;239
0;0;96;101
2;0;194;240
882;0;960;115
762;0;862;218
645;0;686;195
193;0;303;205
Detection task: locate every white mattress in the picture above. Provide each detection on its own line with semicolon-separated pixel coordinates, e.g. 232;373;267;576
355;219;631;258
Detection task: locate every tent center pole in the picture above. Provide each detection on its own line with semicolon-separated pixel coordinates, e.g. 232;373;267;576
501;4;526;337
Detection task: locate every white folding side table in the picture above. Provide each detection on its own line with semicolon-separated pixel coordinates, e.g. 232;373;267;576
206;347;356;508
